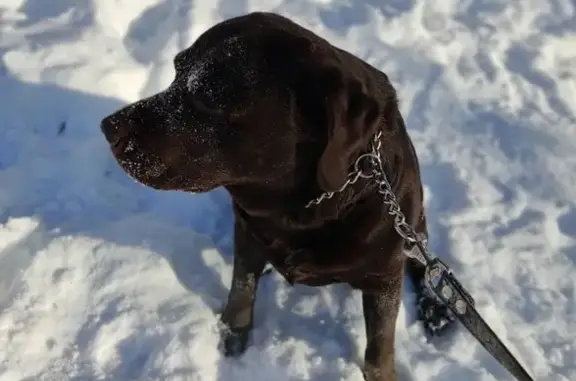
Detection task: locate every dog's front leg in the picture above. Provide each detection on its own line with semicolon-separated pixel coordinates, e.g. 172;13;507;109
219;223;267;357
362;278;402;381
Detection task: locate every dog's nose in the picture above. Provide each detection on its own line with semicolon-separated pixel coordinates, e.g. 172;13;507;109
101;114;133;152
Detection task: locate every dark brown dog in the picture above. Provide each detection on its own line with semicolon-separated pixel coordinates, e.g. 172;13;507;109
101;12;453;380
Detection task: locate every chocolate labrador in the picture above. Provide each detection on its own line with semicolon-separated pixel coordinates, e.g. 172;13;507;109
100;11;453;380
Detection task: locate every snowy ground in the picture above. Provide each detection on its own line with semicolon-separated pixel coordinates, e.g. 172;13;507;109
0;1;575;380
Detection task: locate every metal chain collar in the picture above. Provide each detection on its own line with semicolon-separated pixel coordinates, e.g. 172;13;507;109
306;130;429;262
305;130;473;308
304;130;385;209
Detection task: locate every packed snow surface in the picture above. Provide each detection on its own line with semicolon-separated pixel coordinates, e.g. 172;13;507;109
1;1;575;380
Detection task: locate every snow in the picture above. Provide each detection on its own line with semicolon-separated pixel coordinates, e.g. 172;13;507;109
0;1;575;380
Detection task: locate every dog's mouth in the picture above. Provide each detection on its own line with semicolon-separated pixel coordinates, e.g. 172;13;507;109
106;131;221;193
182;183;218;193
110;135;129;157
109;138;168;183
113;148;216;193
108;134;135;157
117;155;167;183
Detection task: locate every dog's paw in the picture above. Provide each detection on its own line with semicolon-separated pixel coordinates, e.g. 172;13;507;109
416;285;456;337
218;324;251;357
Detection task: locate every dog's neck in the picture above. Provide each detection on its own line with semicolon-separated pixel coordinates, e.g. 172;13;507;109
226;172;377;230
225;146;397;241
224;126;405;250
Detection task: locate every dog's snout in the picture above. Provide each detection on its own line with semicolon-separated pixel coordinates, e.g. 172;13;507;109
100;114;135;152
101;114;125;142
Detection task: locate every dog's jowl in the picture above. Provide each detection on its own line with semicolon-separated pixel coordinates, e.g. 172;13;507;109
101;11;453;381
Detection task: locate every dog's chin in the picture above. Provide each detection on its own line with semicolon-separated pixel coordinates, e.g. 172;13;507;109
111;147;220;193
183;183;220;193
115;157;168;188
146;181;219;194
120;163;218;194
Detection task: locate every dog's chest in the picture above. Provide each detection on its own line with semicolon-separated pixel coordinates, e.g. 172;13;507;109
268;252;346;286
260;234;362;287
243;212;393;287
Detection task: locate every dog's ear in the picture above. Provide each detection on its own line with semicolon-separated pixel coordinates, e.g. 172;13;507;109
316;66;383;192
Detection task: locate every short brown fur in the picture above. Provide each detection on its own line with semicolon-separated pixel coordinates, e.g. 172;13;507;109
101;12;452;380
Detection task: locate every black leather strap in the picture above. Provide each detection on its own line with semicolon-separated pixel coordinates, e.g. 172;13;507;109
425;258;535;381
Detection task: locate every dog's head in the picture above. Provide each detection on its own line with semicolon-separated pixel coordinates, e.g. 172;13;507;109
101;13;393;197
